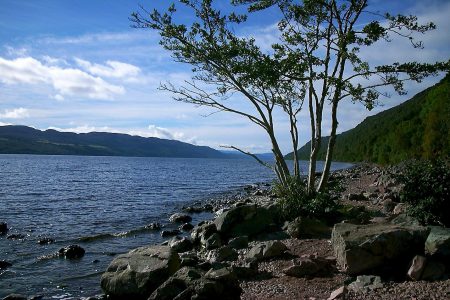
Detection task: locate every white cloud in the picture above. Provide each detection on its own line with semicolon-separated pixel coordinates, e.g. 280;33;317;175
0;108;30;119
75;58;141;79
147;125;185;140
0;56;125;100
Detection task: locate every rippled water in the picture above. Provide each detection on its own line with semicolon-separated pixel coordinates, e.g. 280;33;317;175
0;154;352;298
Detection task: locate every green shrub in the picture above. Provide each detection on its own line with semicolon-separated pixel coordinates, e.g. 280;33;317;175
273;176;339;221
397;159;450;227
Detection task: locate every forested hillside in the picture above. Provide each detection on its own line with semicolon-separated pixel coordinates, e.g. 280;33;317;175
286;74;450;164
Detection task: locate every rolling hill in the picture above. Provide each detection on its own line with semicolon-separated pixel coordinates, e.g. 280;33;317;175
0;125;227;159
286;74;450;164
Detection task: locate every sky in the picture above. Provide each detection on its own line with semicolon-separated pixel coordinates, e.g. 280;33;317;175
0;0;449;154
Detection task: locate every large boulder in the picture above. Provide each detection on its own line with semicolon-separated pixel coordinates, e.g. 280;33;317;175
331;223;429;275
425;226;450;261
101;245;181;299
245;241;287;261
214;204;277;238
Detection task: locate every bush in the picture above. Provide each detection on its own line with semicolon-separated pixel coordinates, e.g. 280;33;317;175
273;176;339;221
397;159;450;227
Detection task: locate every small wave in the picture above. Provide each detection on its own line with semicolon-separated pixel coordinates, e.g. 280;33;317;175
78;225;162;243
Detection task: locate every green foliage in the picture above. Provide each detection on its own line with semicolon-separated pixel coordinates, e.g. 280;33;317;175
287;74;450;164
273;176;338;221
397;159;450;227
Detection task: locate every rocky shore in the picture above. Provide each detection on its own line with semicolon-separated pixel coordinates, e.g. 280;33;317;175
3;164;450;300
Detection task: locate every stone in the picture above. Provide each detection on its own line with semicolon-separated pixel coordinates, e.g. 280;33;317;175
382;199;396;213
6;234;25;240
332;223;429;275
161;229;181;237
246;241;287;261
282;256;334;278
214;204;277;238
347;193;367;201
228;236;248;250
101;245;181;299
146;223;162;230
206;246;238;263
169;213;192;223
2;294;27;300
0;222;8;234
348;275;383;293
407;255;427;281
38;237;55;245
425;226;450;260
58;245;85;259
179;223;194;231
148;277;188;300
204;233;222;250
421;260;446;281
0;260;12;269
191;222;217;244
328;286;346;300
285;217;331;239
169;237;193;253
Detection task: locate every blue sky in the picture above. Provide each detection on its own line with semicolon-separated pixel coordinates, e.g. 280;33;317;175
0;0;449;153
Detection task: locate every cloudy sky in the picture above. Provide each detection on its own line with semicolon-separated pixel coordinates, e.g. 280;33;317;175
0;0;449;153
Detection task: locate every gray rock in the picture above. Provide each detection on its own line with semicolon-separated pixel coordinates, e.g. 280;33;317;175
161;229;181;237
2;294;27;300
191;222;217;244
245;241;287;261
101;245;181;299
348;275;383;293
179;223;194;231
227;236;248;250
0;260;12;269
285;217;331;239
146;222;162;230
169;213;192;223
282;256;334;278
58;245;85;259
421;260;446;280
0;222;8;234
204;233;222;250
393;203;408;215
332;223;429;275
328;286;346;300
206;246;238;263
382;199;396;213
425;226;450;260
407;255;427;281
214;204;276;238
169;237;193;253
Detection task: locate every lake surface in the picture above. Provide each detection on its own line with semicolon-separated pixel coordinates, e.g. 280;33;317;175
0;154;352;299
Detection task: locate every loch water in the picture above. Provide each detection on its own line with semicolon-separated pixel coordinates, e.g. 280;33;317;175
0;154;352;298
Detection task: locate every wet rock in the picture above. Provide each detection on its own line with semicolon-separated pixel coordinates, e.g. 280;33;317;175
146;223;162;230
285;217;331;239
407;255;427;281
169;237;193;253
245;241;287;261
2;294;27;300
58;245;85;259
7;234;25;240
206;246;238;263
0;260;12;269
101;245;181;299
38;237;55;245
227;236;248;250
161;229;181;238
179;223;194;231
169;213;192;224
0;222;8;234
332;223;429;275
348;275;383;293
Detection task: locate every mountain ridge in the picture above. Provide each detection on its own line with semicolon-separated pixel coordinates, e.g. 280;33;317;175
0;125;227;159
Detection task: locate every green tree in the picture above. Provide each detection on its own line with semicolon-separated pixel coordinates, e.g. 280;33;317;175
132;0;449;191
